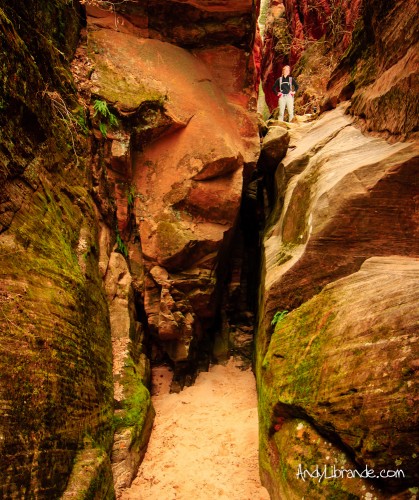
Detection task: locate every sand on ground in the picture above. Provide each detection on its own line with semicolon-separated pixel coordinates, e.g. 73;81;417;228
120;358;270;500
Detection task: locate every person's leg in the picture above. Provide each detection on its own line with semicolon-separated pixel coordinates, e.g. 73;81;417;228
279;96;286;121
286;95;294;121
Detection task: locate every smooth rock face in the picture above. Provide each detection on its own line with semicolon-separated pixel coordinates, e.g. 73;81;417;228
259;106;419;335
259;257;419;498
256;104;419;498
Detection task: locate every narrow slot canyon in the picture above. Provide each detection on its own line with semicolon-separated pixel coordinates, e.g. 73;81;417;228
0;0;418;499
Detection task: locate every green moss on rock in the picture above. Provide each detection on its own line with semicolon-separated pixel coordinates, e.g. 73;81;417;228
88;32;164;112
62;446;115;500
0;171;114;497
257;259;419;496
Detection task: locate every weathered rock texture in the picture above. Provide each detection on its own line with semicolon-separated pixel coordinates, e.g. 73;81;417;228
260;0;418;139
86;4;261;382
326;0;419;138
258;106;418;342
256;105;419;497
87;0;257;49
260;0;362;112
103;251;154;497
0;0;115;497
259;257;419;499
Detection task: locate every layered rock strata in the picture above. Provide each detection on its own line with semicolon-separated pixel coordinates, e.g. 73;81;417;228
87;0;257;49
260;256;419;499
256;105;419;498
0;1;116;497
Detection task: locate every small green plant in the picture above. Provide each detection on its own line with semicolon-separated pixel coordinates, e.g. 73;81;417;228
75;111;89;135
271;310;288;328
126;185;136;207
93;99;118;137
98;121;107;137
116;232;128;257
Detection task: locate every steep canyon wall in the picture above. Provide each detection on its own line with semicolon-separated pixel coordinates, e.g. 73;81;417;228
1;0;418;497
260;0;418;139
0;0;262;496
256;1;419;498
256;108;419;498
0;1;115;497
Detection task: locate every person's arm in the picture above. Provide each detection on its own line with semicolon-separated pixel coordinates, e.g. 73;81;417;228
291;77;299;93
272;78;283;96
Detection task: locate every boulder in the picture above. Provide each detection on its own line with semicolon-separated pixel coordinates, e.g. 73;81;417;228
260;126;290;171
259;256;419;497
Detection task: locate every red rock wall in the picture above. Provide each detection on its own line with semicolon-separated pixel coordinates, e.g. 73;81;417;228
86;0;262;384
326;0;419;137
261;0;418;137
261;0;362;112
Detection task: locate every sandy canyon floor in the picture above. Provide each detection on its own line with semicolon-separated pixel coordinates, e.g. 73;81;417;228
120;358;270;500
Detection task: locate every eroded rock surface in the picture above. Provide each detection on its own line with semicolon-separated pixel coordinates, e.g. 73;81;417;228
256;104;419;498
88;18;260;376
257;105;418;362
259;257;419;498
88;0;256;49
0;1;116;497
103;251;154;497
326;0;419;138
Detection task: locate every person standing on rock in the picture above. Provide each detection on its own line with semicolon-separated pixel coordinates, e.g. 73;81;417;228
272;65;299;122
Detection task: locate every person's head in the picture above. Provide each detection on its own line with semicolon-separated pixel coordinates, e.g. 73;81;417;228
282;65;291;77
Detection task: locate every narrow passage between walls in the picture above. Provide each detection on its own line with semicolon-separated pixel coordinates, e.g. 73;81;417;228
120;358;270;500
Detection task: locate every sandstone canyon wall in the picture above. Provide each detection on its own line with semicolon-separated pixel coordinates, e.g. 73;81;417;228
83;0;261;386
260;0;362;112
255;1;419;498
260;0;418;140
256;107;418;498
1;0;418;497
0;0;262;496
0;1;115;497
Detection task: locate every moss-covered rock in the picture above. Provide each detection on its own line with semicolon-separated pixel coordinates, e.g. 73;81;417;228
112;359;155;496
0;173;115;497
0;1;116;497
88;31;164;113
258;257;419;498
62;446;115;500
